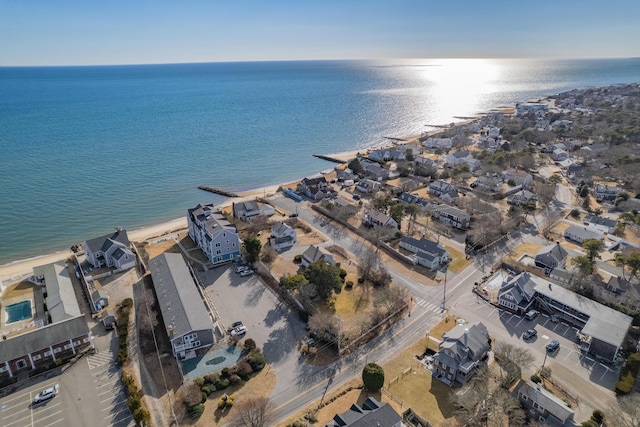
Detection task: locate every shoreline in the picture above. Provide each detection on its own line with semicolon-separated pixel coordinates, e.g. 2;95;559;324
0;114;485;282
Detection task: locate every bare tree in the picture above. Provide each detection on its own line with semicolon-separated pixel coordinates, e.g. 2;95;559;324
374;285;409;314
308;311;339;343
535;181;557;210
229;397;274;427
139;288;159;334
357;246;381;282
607;393;640;427
494;342;535;386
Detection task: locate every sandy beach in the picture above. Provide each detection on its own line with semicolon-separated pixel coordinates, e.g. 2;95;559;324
0;121;466;284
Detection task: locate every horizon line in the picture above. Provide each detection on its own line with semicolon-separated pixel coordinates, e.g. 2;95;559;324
1;55;639;68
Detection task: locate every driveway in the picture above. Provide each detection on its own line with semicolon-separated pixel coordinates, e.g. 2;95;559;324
197;266;317;397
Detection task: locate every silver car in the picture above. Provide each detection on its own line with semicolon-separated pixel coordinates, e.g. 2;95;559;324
34;384;59;403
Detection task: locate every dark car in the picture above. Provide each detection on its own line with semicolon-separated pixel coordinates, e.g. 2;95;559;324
289;213;298;218
523;329;537;340
546;339;560;352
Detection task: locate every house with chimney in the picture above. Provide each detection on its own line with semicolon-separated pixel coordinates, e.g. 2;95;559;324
298;176;332;201
432;322;491;386
301;245;335;268
513;380;577;426
232;200;261;222
187;204;241;266
269;221;297;252
399;236;450;270
534;242;569;274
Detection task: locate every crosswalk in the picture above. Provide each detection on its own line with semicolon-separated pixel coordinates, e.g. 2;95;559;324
414;298;442;313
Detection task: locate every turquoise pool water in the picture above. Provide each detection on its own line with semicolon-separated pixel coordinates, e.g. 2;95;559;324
5;300;32;324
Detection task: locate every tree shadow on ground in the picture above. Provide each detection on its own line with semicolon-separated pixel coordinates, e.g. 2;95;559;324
262;325;295;364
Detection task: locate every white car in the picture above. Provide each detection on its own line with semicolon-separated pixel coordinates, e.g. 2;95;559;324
240;269;254;277
34;384;59;403
230;326;247;336
235;266;249;274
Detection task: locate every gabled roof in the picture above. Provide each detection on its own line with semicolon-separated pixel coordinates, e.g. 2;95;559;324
435;205;470;221
400;236;447;258
564;225;602;241
324;397;401;427
429;180;455;192
584;215;617;229
149;253;214;340
452;150;471;159
301;176;327;187
271;221;294;238
535;242;568;265
84;229;131;254
513;380;574;423
233;200;260;216
365;210;394;225
440;322;490;361
303;245;332;263
0;316;89;362
33;262;82;322
188;204;238;237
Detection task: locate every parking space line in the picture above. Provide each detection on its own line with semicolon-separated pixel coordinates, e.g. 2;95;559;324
2;406;30;418
4;414;31;427
96;379;119;388
105;408;131;420
102;398;128;412
1;391;31;405
43;418;65;427
34;410;63;423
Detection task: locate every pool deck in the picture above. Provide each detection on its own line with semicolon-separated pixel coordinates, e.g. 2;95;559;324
182;344;244;380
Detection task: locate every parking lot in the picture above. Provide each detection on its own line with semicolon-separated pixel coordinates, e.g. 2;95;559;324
0;381;65;427
453;292;619;389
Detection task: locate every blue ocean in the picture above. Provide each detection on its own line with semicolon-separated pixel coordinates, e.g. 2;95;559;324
1;58;640;265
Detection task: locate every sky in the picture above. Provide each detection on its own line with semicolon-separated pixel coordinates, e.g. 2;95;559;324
1;0;639;66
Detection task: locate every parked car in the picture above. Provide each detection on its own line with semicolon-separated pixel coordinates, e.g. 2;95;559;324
34;384;59;403
228;321;243;331
289;213;298;218
550;315;559;323
352;194;361;200
523;329;537;340
235;266;249;274
230;326;247;336
546;339;560;352
240;269;254;277
525;310;540;320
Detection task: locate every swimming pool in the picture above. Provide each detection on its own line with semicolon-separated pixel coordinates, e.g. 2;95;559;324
5;300;33;324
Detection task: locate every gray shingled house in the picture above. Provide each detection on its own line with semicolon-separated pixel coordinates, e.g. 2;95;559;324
432;322;490;386
324;397;402;427
534;242;569;274
149;253;215;359
83;229;136;271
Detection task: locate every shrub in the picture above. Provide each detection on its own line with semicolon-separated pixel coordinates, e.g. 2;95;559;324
221;367;230;378
226;399;234;408
217;398;226;409
334;282;342;294
201;385;213;396
294;254;303;264
530;374;541;384
188;403;205;418
306;411;318;422
247;351;266;371
201;392;208;403
507;178;516;186
133;407;151;425
194;377;204;387
570;208;581;219
362;363;385;392
591;409;605;425
237;361;253;381
339;269;347;279
345;281;354;290
204;373;218;384
244;338;257;352
291;420;308;427
581;421;598;427
615;372;634;394
357;277;365;284
214;378;230;390
229;374;241;385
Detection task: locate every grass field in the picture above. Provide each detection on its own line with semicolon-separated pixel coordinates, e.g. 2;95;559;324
509;242;543;259
444;245;470;273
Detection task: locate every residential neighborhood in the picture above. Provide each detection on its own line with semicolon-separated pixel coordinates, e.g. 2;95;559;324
3;82;640;427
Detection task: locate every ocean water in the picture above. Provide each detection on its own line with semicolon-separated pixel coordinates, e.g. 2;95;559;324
1;58;640;265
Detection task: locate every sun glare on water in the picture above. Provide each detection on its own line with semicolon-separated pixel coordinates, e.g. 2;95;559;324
420;58;502;123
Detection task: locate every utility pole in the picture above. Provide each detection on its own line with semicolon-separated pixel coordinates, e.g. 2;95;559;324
337;317;342;356
441;268;448;312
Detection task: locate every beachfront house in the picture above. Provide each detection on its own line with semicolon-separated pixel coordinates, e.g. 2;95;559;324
422;137;452;150
428;180;458;201
563;225;603;244
269;221;297;252
0;262;92;386
399;236;450;270
301;245;335;268
368;149;404;163
187;204;241;266
83;229;136;272
362;163;390;181
594;183;621;201
363;210;398;229
298;176;332;201
432;322;490;386
232;200;261;222
516;102;548;117
534;242;568;274
502;169;533;187
434;205;470;230
444;151;481;172
149;253;215;359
